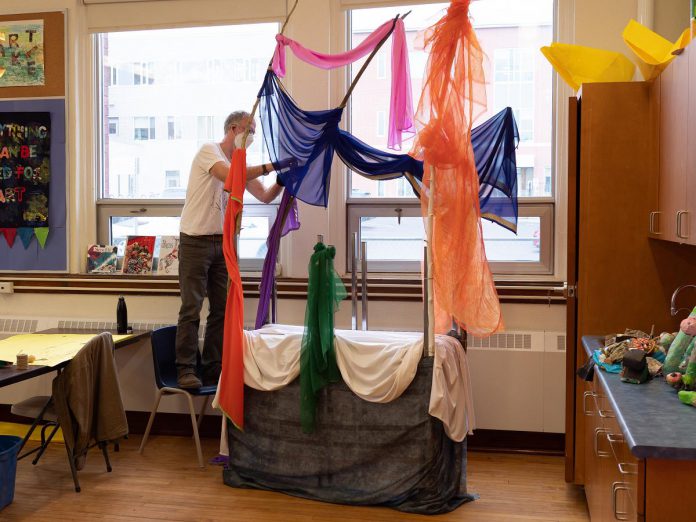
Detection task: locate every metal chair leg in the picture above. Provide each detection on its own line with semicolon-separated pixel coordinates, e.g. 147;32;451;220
138;389;164;454
32;423;59;465
197;395;210;430
99;441;112;472
64;443;81;493
16;397;53;459
185;392;204;468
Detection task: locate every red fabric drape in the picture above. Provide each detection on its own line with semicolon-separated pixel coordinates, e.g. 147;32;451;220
218;148;247;429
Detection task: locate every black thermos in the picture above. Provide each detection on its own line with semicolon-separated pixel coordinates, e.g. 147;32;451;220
117;296;128;334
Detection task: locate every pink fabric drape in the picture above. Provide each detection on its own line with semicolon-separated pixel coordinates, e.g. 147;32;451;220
272;18;414;150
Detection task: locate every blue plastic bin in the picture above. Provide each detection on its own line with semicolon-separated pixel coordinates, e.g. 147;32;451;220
0;435;22;511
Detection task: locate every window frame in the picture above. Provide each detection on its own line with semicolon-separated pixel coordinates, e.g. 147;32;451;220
347;201;554;275
93;26;280;273
344;1;558;279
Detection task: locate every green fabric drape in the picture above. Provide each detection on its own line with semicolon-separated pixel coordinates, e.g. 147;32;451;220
300;242;348;433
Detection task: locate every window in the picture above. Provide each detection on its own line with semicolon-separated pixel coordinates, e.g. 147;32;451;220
165;170;180;189
517;166;534;197
96;23;279;271
377;52;387;79
196;115;215;144
376;110;386;138
494;48;534;142
133;61;155;85
167;116;181;140
108;117;119;135
347;1;554;275
134;116;156;140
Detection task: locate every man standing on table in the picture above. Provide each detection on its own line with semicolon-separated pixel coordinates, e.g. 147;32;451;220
176;110;283;389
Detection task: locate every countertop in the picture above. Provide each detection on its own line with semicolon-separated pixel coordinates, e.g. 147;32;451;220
583;335;696;460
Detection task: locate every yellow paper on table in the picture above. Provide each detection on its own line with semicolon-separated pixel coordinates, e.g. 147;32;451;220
622;19;691;80
540;43;636;91
0;333;132;367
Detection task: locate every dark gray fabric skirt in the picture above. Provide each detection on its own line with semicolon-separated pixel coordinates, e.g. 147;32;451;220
223;357;476;514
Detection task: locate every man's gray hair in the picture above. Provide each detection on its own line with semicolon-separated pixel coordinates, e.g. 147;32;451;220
224;110;251;134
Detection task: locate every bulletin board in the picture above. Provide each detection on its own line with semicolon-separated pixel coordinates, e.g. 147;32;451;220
0;98;67;271
0;11;65;99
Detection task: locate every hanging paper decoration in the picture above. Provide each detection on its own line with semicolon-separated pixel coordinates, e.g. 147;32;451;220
622;19;691;80
17;226;34;248
0;111;51;248
0;227;16;247
540;43;635;91
34;226;49;248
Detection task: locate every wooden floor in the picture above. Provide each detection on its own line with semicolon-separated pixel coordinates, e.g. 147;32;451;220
4;436;588;521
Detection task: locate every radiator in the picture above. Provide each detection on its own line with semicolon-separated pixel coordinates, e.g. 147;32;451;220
466;330;566;433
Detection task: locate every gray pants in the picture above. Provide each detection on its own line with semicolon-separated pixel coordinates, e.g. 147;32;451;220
175;232;227;380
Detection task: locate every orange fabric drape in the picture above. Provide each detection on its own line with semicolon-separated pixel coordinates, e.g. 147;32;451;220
218;148;247;429
412;0;503;336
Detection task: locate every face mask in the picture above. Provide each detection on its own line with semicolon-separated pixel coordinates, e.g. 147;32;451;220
234;132;254;149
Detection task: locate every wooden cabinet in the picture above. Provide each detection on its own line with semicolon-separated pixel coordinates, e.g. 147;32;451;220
565;82;696;489
651;43;696;243
577;339;696;521
583;373;640;522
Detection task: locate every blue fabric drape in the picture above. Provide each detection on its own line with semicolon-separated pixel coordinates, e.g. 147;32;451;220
259;70;422;208
472;107;519;232
259;69;518;230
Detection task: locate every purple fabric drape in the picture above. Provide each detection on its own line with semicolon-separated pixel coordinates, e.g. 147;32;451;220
254;190;300;329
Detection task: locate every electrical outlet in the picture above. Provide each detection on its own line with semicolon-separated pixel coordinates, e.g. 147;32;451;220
0;282;14;294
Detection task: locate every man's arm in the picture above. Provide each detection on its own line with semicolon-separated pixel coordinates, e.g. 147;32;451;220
209;161;277;183
245;178;283;204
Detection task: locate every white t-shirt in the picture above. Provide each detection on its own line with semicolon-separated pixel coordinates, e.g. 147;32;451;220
179;143;228;236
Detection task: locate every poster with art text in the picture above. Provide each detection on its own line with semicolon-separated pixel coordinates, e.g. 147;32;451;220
0;20;45;87
0;112;51;246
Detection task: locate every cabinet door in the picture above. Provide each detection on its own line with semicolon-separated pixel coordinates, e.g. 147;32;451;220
582;379;601;517
687;44;696;244
658;52;688;241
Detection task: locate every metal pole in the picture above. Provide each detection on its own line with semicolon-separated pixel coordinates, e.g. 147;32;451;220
351;232;358;330
423;245;428;358
361;241;368;331
426;165;436;357
271;276;278;324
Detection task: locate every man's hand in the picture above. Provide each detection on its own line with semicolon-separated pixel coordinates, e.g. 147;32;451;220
276;157;298;171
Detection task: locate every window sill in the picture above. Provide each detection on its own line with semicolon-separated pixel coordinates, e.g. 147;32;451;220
0;273;566;304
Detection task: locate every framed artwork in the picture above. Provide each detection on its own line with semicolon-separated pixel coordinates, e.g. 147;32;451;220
0;19;45;87
0;11;64;99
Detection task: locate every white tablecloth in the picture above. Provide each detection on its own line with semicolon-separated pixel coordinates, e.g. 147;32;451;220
216;324;475;445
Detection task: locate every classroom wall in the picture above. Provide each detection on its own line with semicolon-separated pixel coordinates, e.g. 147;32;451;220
0;0;646;423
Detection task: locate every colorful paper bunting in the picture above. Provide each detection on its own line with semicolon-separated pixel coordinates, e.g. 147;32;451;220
34;227;49;248
0;228;17;247
17;227;34;249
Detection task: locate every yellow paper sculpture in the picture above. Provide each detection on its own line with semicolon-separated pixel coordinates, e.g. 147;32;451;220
541;43;636;91
622;19;691;80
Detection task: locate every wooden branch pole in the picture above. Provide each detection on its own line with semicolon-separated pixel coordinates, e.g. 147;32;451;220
241;0;300;148
426;165;435;356
339;12;409;109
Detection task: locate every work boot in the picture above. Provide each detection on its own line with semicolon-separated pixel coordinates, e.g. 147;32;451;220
177;372;202;389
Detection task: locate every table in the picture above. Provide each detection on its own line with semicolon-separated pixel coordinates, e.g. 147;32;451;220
0;329;150;388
